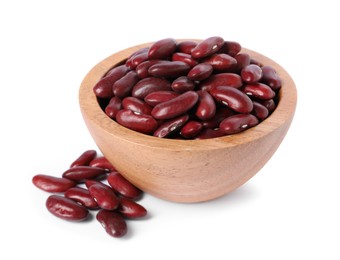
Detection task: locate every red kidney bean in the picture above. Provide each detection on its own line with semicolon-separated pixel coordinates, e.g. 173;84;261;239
70;150;97;168
151;91;199;120
194;128;225;139
118;198;147;218
148;38;177;60
234;53;251;71
210;86;253;113
191;36;224;58
201;107;235;129
85;180;110;189
260;65;282;90
128;51;149;69
241;64;263;83
126;48;149;69
132;77;171;99
220;114;259;134
93;65;129;99
148;61;191;78
105;96;122;119
187;63;213;81
122;96;152;115
153;114;189;138
218;41;242;57
252;101;269;120
127;47;149;60
46;195;89;221
32;174;76;193
89;156;116;171
107;171;142;199
116;109;158;134
89;183;119;210
112;71;139;98
204;53;237;71
180;120;203;138
144;91;179;107
62;166;109;182
195;90;216;120
244;83;276;100
96;210;127;238
177;41;197;54
199;73;242;91
172;52;198;67
135;60;167;78
261;99;276;113
171;76;195;93
65;187;99;210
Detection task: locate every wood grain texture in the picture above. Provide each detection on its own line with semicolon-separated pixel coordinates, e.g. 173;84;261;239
79;40;297;203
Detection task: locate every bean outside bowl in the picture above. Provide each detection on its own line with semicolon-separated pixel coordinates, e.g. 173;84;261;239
79;40;297;203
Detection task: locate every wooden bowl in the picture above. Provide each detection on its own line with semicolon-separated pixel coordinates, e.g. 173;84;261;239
79;41;297;203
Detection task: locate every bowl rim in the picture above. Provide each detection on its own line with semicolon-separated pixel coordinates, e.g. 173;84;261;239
79;40;297;151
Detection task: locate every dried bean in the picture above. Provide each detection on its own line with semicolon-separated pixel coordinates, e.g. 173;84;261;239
148;38;177;59
220;114;259;134
122;96;152;115
135;60;167;78
172;52;198;67
144;91;179;107
62;166;108;182
96;210;127;238
252;101;269;120
46;195;89;221
244;83;276;100
118;198;147;218
261;65;282;90
180;120;203;138
201;107;234;129
89;183;119;210
107;171;142;199
191;36;224;58
70;150;97;168
195;128;225;139
65;187;99;209
116;109;158;134
187;63;213;81
89;156;116;171
241;64;263;83
195;90;216;120
105;96;122;119
128;51;149;69
218;41;242;57
199;73;242;92
204;53;237;71
132;77;171;99
210;86;253;113
32;174;76;193
151;91;199;120
261;99;276;113
234;53;251;71
153;114;189;138
112;71;139;98
177;41;197;54
171;76;195;93
148;61;191;78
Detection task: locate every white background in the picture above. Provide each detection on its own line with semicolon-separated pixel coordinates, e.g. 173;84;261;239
1;0;339;259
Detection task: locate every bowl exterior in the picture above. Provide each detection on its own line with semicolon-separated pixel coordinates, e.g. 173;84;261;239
79;41;297;202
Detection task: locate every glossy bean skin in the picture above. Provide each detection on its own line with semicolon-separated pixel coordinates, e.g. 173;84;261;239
122;96;152;115
62;166;109;182
180;120;203;138
89;183;119;210
210;86;253;113
195;90;216;120
194;128;225;139
191;36;224;58
148;61;191;78
116;109;158;134
107;171;142;199
135;60;167;78
241;64;263;83
244;83;276;100
177;41;197;54
93;65;129;99
218;41;242;57
204;53;237;71
89;156;116;171
171;76;195;93
172;52;198;67
105;96;122;119
151;91;199;120
148;38;177;59
187;63;213;81
85;180;110;189
65;187;99;209
96;210;127;238
153;114;189;138
128;51;149;69
46;195;89;221
260;65;282;90
144;91;179;107
220;114;259;134
70;150;97;168
261;99;276;113
32;174;76;193
118;198;147;218
252;101;269;120
201;107;234;129
132;77;171;99
112;71;140;98
199;73;242;92
234;53;251;72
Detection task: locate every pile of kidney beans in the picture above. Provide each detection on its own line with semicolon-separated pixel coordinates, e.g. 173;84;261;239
32;150;147;238
94;36;282;139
